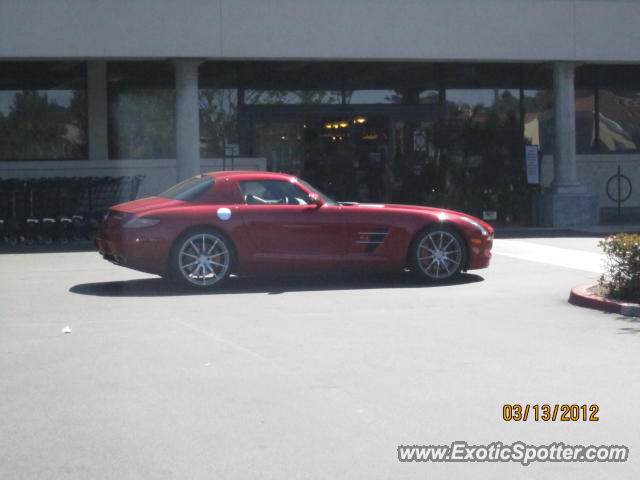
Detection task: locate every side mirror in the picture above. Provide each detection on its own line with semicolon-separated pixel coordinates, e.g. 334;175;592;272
307;193;324;208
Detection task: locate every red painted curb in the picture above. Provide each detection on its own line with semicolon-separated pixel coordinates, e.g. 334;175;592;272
569;283;640;316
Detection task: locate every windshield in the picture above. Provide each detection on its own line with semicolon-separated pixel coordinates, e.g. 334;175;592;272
158;176;214;201
296;178;338;206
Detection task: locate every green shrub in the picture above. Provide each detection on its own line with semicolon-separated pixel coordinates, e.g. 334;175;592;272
599;233;640;303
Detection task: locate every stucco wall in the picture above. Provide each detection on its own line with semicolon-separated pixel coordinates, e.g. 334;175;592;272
1;0;639;63
541;153;640;211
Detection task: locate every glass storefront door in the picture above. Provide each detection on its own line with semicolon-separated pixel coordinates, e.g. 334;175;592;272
253;121;305;175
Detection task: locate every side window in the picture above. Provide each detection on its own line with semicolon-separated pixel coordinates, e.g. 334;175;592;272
239;180;310;205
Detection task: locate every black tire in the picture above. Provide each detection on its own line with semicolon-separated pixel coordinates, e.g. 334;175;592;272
409;226;467;282
169;228;234;290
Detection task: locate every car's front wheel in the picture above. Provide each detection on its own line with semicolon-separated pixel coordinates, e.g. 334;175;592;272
170;229;234;289
410;227;466;282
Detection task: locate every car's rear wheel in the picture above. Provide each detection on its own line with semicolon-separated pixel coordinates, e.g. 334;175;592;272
170;229;233;289
410;226;466;282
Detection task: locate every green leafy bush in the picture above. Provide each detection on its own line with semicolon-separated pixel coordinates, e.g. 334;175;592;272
599;233;640;303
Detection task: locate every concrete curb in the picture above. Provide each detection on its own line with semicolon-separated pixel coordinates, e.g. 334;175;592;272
569;283;640;317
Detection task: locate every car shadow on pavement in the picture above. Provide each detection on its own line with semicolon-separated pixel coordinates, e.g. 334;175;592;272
69;272;484;297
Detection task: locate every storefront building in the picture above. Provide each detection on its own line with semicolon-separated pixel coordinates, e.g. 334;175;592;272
1;0;640;226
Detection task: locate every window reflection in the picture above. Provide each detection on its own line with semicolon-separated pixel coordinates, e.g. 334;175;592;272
0;62;87;161
523;89;595;154
344;90;402;104
253;122;304;174
575;90;596;154
391;120;438;205
598;90;640;153
442;88;524;221
523;89;553;152
419;90;440;104
244;90;341;104
447;89;520;121
199;89;238;158
107;62;175;159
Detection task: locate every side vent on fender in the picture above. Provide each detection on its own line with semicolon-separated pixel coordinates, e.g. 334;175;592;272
356;229;390;253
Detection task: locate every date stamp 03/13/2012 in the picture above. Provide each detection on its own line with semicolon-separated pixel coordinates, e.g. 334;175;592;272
502;404;600;422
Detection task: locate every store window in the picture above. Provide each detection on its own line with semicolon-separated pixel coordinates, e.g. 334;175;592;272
598;89;640;152
200;88;239;157
241;62;343;105
419;90;440;104
523;65;596;155
0;62;87;161
443;87;523;218
439;64;523;220
446;89;520;125
344;90;402;104
244;90;341;105
574;66;597;154
597;66;640;153
344;63;438;105
522;89;553;153
107;62;175;159
575;89;596;154
199;62;240;158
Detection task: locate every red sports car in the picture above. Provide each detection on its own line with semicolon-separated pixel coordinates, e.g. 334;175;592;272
95;171;493;289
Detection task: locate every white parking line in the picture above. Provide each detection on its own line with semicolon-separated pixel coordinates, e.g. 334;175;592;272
492;239;605;273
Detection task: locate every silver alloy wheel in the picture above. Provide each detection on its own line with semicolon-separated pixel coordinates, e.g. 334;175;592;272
416;230;463;280
178;232;230;286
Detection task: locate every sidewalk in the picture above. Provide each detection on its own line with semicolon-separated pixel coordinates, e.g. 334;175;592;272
494;223;640;238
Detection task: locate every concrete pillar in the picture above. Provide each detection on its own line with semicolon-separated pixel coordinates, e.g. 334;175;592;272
87;61;108;161
552;62;582;193
535;62;599;227
173;59;202;182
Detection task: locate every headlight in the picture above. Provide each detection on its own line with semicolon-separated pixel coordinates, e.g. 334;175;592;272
459;216;488;236
122;217;160;229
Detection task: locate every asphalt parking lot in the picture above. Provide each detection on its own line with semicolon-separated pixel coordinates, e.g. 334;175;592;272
1;236;639;479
